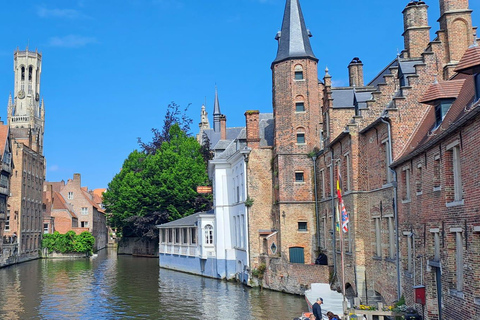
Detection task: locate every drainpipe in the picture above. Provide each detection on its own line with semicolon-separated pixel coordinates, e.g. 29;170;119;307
380;116;401;301
312;154;321;253
330;149;337;280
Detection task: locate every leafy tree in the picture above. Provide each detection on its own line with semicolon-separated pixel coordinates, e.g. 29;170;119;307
104;122;212;238
42;231;95;254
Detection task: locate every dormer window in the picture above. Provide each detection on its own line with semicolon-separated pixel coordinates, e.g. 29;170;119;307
294;65;304;80
475;73;480;101
434;99;454;127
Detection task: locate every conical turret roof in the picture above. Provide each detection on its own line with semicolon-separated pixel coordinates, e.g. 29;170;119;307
273;0;317;64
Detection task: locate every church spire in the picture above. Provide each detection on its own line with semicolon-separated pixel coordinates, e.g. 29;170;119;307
213;86;222;132
273;0;317;64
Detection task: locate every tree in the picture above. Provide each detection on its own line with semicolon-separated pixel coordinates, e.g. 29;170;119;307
103;123;212;238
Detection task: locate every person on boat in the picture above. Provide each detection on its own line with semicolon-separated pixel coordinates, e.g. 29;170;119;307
312;297;323;320
326;311;341;320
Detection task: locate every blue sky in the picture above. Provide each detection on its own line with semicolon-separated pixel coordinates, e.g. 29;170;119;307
0;0;479;190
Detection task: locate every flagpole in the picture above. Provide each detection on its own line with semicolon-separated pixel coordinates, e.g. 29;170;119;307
339;202;347;315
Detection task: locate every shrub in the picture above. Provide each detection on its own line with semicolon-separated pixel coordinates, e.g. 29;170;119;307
42;231;95;255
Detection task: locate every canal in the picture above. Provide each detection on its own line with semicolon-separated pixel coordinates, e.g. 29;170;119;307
0;249;308;319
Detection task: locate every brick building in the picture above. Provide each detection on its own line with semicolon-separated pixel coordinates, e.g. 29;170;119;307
44;174;108;252
0;125;13;260
4;48;46;263
314;0;480;316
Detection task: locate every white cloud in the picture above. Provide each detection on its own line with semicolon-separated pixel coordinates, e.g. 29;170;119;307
47;35;98;48
48;165;60;172
37;6;88;19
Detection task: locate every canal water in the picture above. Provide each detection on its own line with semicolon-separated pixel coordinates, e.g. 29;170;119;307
0;249;307;319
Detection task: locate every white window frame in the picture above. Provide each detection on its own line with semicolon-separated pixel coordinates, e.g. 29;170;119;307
68;192;73;200
81;207;88;215
205;224;214;245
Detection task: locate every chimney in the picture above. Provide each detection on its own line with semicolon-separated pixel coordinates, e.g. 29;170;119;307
73;173;81;187
402;1;431;58
245;110;261;149
220;115;227;140
440;0;469;15
348;57;364;87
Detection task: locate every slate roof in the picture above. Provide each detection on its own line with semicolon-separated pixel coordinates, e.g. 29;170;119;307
259;113;274;147
273;0;317;63
203;127;245;150
157;210;214;228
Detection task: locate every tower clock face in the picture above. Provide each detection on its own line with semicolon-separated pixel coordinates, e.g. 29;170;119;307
18;90;25;99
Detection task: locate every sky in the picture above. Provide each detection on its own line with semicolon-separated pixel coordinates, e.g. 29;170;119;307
0;0;479;190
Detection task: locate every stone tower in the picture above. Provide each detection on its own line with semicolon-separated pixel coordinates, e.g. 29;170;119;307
7;48;45;154
437;0;476;78
4;48;45;260
271;0;321;263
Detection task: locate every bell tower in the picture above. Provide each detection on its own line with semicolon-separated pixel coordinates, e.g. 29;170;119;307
7;48;45;154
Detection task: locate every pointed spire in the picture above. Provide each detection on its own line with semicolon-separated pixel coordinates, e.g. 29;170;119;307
213;86;222;132
273;0;317;64
8;93;12;106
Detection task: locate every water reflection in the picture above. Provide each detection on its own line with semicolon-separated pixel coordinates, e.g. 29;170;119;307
0;249;307;319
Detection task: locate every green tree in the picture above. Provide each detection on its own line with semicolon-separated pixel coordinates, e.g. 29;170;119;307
103;123;212;238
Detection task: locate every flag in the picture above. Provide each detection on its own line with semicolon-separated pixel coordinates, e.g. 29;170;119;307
337;166;349;233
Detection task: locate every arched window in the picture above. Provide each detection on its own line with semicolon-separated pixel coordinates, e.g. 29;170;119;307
28;66;33;81
205;224;214;245
294;65;304;80
21;66;25;81
295;95;305;112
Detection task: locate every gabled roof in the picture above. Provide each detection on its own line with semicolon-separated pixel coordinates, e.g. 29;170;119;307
454;44;480;75
420;79;466;104
273;0;317;64
81;189;105;213
52;191;77;218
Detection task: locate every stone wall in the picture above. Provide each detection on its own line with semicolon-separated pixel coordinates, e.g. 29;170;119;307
117;237;158;257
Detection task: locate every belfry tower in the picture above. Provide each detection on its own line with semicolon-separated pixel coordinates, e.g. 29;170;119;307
271;0;322;263
4;48;45;259
7;48;45;154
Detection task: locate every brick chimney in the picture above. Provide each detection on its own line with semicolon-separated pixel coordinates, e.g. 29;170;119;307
219;115;227;140
438;0;475;79
245;110;260;149
348;57;364;87
402;1;431;58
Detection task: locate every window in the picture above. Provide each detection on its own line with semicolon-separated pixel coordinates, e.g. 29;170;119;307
236;186;240;203
295;172;304;182
21;66;25;81
451;228;464;291
433;155;441;190
430;229;440;261
446;142;463;204
161;229;166;243
183;228;188;244
475;73;480;100
402;167;411;201
320;170;326;198
191;228;197;244
168;229;173;243
0;174;8;188
175;228;180;243
43;223;49;234
81;207;88;215
68;192;73;200
383;139;392;184
296;133;305;144
345;153;351;192
298;222;307;231
434;99;454;127
403;232;413;272
295;102;305;112
416;164;423;194
294;65;304;80
289;247;305;263
4;210;9;231
388;217;395;259
81;221;88;228
205;224;213;245
374;217;381;257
